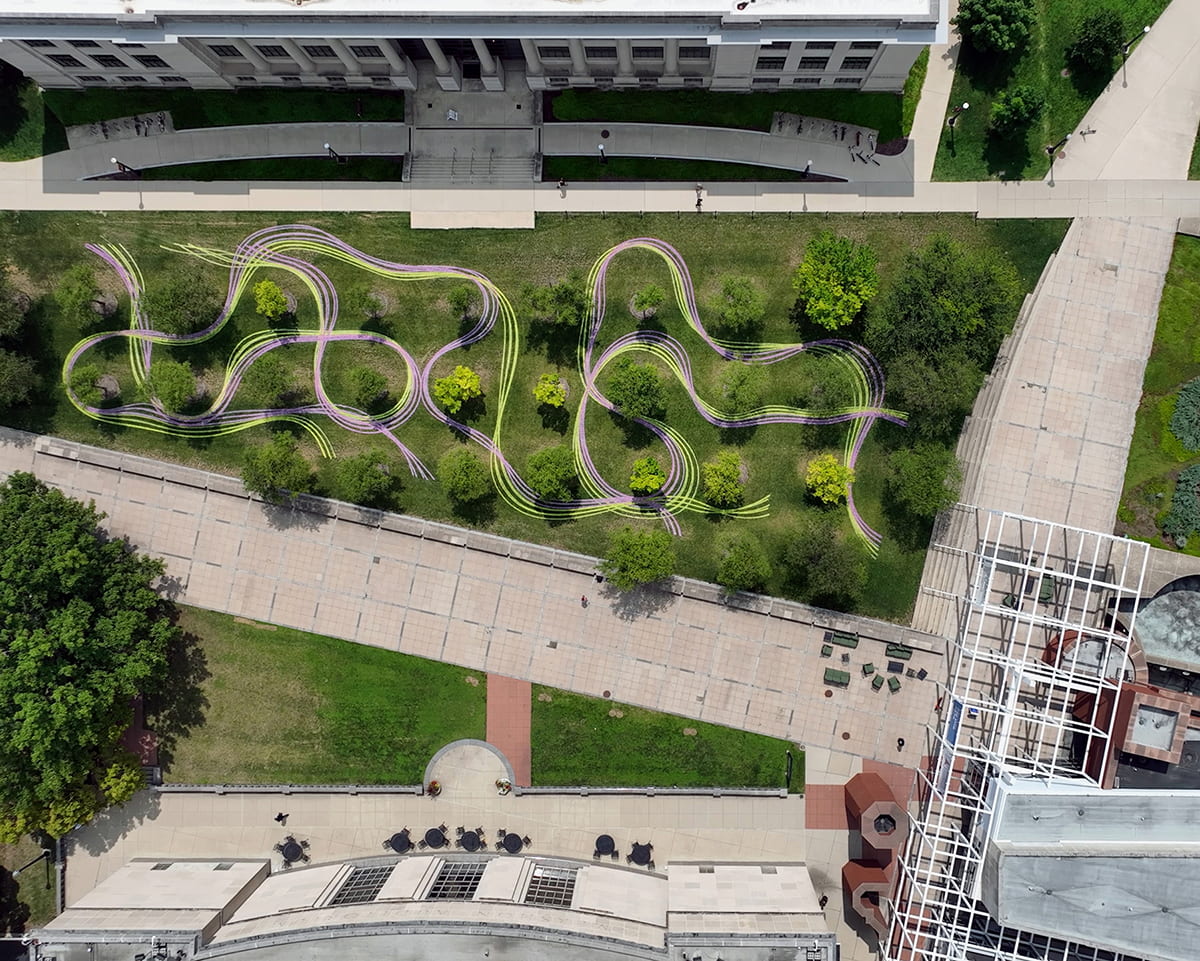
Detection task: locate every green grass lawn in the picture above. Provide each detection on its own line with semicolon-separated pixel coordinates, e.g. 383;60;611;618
1189;120;1200;179
1117;234;1200;553
0;836;57;931
0;212;1064;622
532;687;803;790
161;607;487;783
0;68;68;161
933;0;1170;181
549;88;906;143
139;156;406;182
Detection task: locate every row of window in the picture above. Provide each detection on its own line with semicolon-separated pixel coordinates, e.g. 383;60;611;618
764;40;880;51
76;74;188;84
756;55;873;71
47;52;170;69
208;43;385;60
750;76;862;87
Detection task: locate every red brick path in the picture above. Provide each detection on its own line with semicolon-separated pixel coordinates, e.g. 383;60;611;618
485;674;532;786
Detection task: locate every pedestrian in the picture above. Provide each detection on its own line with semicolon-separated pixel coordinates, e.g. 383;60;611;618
594;572;604;583
819;894;829;909
581;595;589;607
897;737;905;751
695;197;703;213
274;812;289;825
557;178;567;194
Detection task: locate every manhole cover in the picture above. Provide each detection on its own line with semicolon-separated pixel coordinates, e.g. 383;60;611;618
824;690;833;698
842;732;851;741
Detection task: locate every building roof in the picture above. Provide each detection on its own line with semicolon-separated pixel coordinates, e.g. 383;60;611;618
1134;589;1200;672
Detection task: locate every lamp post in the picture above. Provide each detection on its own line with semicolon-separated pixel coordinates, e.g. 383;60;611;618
1122;25;1150;87
946;102;969;128
801;159;812;180
12;848;52;889
109;156;137;177
597;142;607;165
323;142;344;163
1045;133;1071;186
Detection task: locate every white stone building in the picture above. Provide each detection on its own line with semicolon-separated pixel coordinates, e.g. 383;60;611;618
0;0;942;95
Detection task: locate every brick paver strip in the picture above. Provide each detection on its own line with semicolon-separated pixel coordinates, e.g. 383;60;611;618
485;674;532;786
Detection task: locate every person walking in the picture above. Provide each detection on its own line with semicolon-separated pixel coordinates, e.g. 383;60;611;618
896;737;906;751
581;595;589;607
557;178;567;196
274;812;289;825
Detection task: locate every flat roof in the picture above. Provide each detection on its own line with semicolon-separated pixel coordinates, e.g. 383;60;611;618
1134;589;1200;672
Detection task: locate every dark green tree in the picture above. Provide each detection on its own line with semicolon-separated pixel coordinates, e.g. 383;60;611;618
605;356;665;420
953;0;1036;54
348;366;388;411
69;362;105;407
887;348;984;443
0;472;176;840
599;527;676;590
438;449;493;504
241;433;315;504
0;349;38;409
716;529;771;594
140;360;195;413
526;445;577;501
796;352;860;413
521;273;589;327
1066;10;1125;76
781;514;868;610
447;284;476;321
240;354;293;408
713;276;766;334
344;286;386;321
54;263;107;326
989;85;1046;135
0;263;25;340
140;268;220;336
332;452;397;508
719;362;768;417
791;232;879;331
887;444;963;518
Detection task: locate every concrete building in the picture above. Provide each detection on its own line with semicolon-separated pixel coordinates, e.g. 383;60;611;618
0;0;942;96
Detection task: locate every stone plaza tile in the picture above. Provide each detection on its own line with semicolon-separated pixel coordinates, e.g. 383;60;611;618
440;621;492;670
330;518;381;553
116;472;164;505
664;624;718;674
238;529;286;576
363;556;415;601
414;537;465;574
524;638;578;690
226;572;277;623
322;547;372;596
451;577;502;623
717;605;769;642
354;598;405;650
312;593;364;639
277;541;331;587
270;582;319;632
406;564;459;616
458;549;507;581
400;608;450;661
1034;432;1082;484
753;642;808;694
180;563;234;611
711;635;764;685
484;629;534;678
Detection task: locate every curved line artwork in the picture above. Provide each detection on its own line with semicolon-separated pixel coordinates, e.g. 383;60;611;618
62;226;906;554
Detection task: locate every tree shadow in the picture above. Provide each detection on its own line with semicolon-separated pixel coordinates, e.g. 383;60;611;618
0;866;33;938
1067;62;1113;99
146;625;211;774
879;485;937;553
983;129;1036;181
600;580;677;621
260;497;332;532
539;403;570;434
525;320;578;367
451;493;497;526
608;409;658;449
457;394;488;424
64;789;162;857
719;424;759;446
955;41;1018;94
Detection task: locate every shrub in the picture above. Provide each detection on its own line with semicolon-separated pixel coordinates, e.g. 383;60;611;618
527;445;577;500
438;449;492;504
630;456;667;496
533;372;567;407
69;363;104;407
242;433;314;504
1162;464;1200;548
448;284;475;321
1168;377;1200;452
887;444;963;518
713;276;766;334
432;365;482;415
953;0;1036;55
989;85;1046;135
791;232;879;331
348;366;388;411
633;284;666;319
606;356;665;420
716;530;771;594
1066;10;1125;76
140;359;195;413
599;527;676;590
253;279;289;320
702;450;745;508
805;453;854;505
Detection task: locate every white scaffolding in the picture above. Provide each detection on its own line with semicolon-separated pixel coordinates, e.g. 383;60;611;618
886;511;1152;961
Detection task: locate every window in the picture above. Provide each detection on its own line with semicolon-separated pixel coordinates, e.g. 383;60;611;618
152;863;172;871
330;865;395;906
69;40;100;48
326;74;346;84
118;75;147;83
798;57;829;70
840;57;872;70
584;46;616;59
303;45;338;58
427;861;486;900
255;45;290;59
48;55;84;67
751;77;780;86
214;863;234;871
24;40;55;48
792;76;820;86
850;41;880;50
79;75;106;83
678;46;711;60
761;41;791;49
537;46;570;60
349;44;384;58
160;76;188;84
632;46;663;60
115;43;145;49
756;57;786;70
236;75;257;83
806;41;835;50
134;54;170;68
280;75;302;85
91;55;126;68
547;76;570;87
209;45;242;59
683;76;704;87
834;77;861;86
370;76;392;86
524;866;577;907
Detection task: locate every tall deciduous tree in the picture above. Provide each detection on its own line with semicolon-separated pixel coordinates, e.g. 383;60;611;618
240;354;293;408
781;514;868;609
438;449;493;504
606;357;665;420
719;362;768;417
348;366;388;412
0;349;37;409
1066;10;1125;76
805;453;854;505
791;232;879;331
600;527;676;590
331;452;397;508
521;273;589;327
716;529;771;593
713;276;766;334
140;268;220;336
953;0;1036;54
989;85;1046;135
887;444;963;518
253;279;289;320
241;433;314;504
0;472;177;840
432;365;482;415
526;445;577;500
140;359;195;413
702;450;745;508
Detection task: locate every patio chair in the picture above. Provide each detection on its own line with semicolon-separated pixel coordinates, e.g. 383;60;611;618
917;668;928;681
418;840;428;850
1001;593;1019;610
872;674;885;692
862;663;875;676
438;823;448;833
1038;575;1057;603
456;826;465;836
888;676;901;693
821;644;833;658
522;835;532;847
841;652;850;664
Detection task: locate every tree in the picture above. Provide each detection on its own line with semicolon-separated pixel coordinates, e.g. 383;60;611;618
0;349;37;409
140;269;220;336
1066;10;1125;76
54;263;106;326
526;445;577;500
796;352;860;413
0;263;26;340
344;286;386;321
630;456;667;496
438;449;493;504
791;232;879;331
533;372;567;408
0;472;177;840
953;0;1036;54
332;452;396;507
599;527;676;590
989;85;1046;135
887;348;984;442
241;433;314;504
448;284;476;321
719;362;768;417
716;530;771;593
887;443;963;518
239;354;292;408
805;453;854;505
140;359;195;413
69;362;105;407
348;366;388;411
521;273;589;327
713;276;766;334
633;283;666;319
432;365;482;415
253;279;289;320
702;450;745;508
865;234;1021;370
781;514;868;609
606;356;665;420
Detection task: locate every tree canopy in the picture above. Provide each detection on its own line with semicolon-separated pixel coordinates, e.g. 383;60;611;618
791;232;879;331
716;530;771;594
0;348;38;410
887;348;984;443
781;514;868;609
0;264;25;340
805;453;854;505
533;372;567;408
141;268;220;335
241;433;314;504
953;0;1036;54
630;456;667;496
54;263;104;327
989;85;1046;135
1066;10;1125;76
887;443;963;519
240;353;293;408
253;279;289;320
0;472;176;840
348;366;388;412
713;276;766;334
599;527;676;590
719;362;768;417
448;284;476;321
526;445;577;501
438;449;493;504
140;360;196;413
605;356;666;420
702;450;745;508
331;452;397;508
432;365;483;415
521;274;589;327
633;283;666;319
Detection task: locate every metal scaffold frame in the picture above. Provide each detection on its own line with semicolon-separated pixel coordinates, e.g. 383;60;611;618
886;511;1151;961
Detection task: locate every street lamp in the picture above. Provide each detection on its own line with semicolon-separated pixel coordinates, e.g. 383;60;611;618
946;102;970;128
109;156;137;177
12;848;52;889
1045;133;1071;186
323;142;344;163
1122;25;1150;87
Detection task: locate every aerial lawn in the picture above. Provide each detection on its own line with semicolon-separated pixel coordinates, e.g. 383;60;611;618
0;66;68;161
0;836;56;931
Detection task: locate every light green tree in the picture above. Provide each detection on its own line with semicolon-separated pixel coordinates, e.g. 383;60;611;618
702;450;745;508
805;453;854;505
69;362;105;407
791;232;879;331
599;527;676;590
633;283;666;319
533;372;567;408
630;456;667;496
448;284;476;321
432;365;483;415
140;359;195;413
253;279;289;320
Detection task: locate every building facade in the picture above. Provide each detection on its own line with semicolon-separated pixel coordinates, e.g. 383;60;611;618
0;0;942;96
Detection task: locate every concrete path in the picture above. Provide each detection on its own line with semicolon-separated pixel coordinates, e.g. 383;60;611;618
0;429;942;772
909;0;961;182
485;675;532;787
1048;0;1200;182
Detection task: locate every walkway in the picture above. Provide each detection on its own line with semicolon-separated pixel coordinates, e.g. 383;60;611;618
0;429;942;772
485;675;532;787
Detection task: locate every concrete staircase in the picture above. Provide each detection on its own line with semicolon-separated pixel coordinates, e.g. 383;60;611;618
407;153;538;184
